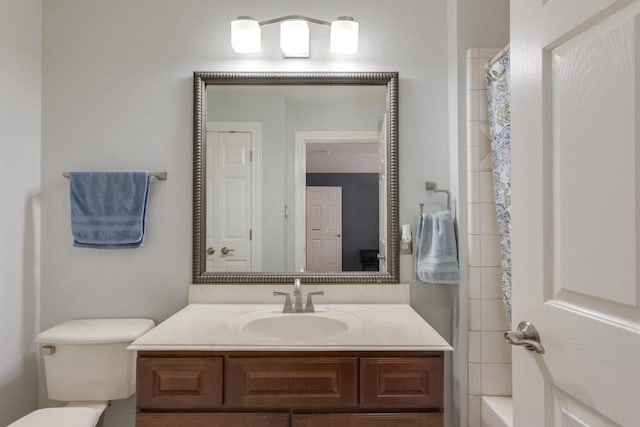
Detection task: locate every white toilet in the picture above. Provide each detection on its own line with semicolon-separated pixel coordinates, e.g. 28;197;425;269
9;318;155;427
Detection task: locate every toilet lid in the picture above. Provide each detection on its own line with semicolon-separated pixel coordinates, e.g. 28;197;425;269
36;318;155;344
8;408;99;427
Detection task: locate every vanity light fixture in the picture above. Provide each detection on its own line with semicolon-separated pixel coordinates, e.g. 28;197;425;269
230;15;359;57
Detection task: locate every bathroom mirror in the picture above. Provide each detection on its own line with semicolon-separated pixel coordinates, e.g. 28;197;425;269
193;72;398;283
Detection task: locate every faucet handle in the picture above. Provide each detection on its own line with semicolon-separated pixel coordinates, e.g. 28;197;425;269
273;291;293;312
304;291;325;312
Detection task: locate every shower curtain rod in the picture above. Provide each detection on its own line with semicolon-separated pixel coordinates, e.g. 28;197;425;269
485;43;510;70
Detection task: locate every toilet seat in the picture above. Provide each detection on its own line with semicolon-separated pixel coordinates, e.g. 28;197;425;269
8;408;99;427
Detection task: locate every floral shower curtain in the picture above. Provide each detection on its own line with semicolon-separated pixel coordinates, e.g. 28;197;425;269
486;51;512;327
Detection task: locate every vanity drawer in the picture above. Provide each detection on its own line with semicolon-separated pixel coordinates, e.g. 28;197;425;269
137;357;223;409
137;413;290;427
292;413;443;427
225;357;358;409
360;357;444;409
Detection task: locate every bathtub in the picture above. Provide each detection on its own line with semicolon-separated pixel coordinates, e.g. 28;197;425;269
481;396;513;427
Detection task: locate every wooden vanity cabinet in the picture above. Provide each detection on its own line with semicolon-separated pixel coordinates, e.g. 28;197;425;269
292;413;444;427
226;357;358;409
360;357;444;409
137;413;290;427
137;357;223;409
136;351;444;427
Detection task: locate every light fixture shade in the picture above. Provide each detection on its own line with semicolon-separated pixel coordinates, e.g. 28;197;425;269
280;20;310;57
330;17;359;54
231;17;261;53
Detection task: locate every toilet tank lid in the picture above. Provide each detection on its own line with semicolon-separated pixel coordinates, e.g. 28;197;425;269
36;319;155;344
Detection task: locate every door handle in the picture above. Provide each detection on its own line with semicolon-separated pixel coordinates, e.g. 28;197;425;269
505;321;545;354
220;247;235;256
335;234;341;238
377;254;385;260
206;247;215;256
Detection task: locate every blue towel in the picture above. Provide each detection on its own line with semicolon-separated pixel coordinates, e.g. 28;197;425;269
70;171;150;249
415;210;460;284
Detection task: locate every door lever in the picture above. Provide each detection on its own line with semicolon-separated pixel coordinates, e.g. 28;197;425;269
220;247;235;256
505;321;545;354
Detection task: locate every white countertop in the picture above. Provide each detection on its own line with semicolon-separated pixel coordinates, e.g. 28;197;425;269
129;304;453;352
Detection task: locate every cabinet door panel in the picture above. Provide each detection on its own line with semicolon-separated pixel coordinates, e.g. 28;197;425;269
360;357;444;409
137;357;223;409
226;357;357;409
137;413;289;427
292;413;443;427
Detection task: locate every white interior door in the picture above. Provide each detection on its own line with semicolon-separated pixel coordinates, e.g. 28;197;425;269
294;131;379;272
206;136;216;272
378;114;388;273
306;186;342;272
511;1;640;426
206;130;253;272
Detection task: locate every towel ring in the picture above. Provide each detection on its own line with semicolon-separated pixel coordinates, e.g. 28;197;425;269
425;181;450;211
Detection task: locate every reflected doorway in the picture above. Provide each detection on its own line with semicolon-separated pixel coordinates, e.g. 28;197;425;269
295;131;382;272
305;186;343;272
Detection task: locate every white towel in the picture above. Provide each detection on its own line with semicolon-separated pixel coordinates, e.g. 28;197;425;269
415;210;460;284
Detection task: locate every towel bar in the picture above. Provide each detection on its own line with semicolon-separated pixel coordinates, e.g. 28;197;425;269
63;172;167;180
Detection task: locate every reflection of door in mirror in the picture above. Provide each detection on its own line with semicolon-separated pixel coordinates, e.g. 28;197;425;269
378;114;388;273
301;134;381;272
205;122;262;272
306;186;342;272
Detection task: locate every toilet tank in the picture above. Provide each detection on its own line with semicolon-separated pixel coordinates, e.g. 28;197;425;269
36;319;155;402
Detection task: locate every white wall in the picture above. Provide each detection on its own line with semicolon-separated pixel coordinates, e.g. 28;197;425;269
447;2;510;427
455;0;510;167
466;49;512;427
306;151;379;173
40;1;450;426
0;0;42;424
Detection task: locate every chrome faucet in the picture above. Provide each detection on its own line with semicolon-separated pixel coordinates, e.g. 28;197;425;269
293;278;303;312
273;278;324;313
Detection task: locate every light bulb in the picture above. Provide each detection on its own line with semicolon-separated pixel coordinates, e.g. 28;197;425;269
231;17;261;53
330;17;358;55
280;20;310;58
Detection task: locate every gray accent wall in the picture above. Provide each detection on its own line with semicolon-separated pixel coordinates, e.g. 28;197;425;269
306;173;379;271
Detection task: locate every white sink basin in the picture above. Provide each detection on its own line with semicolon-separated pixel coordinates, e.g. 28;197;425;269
231;309;364;341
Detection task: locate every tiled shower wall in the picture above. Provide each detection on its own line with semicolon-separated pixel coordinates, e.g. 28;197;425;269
466;48;512;427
